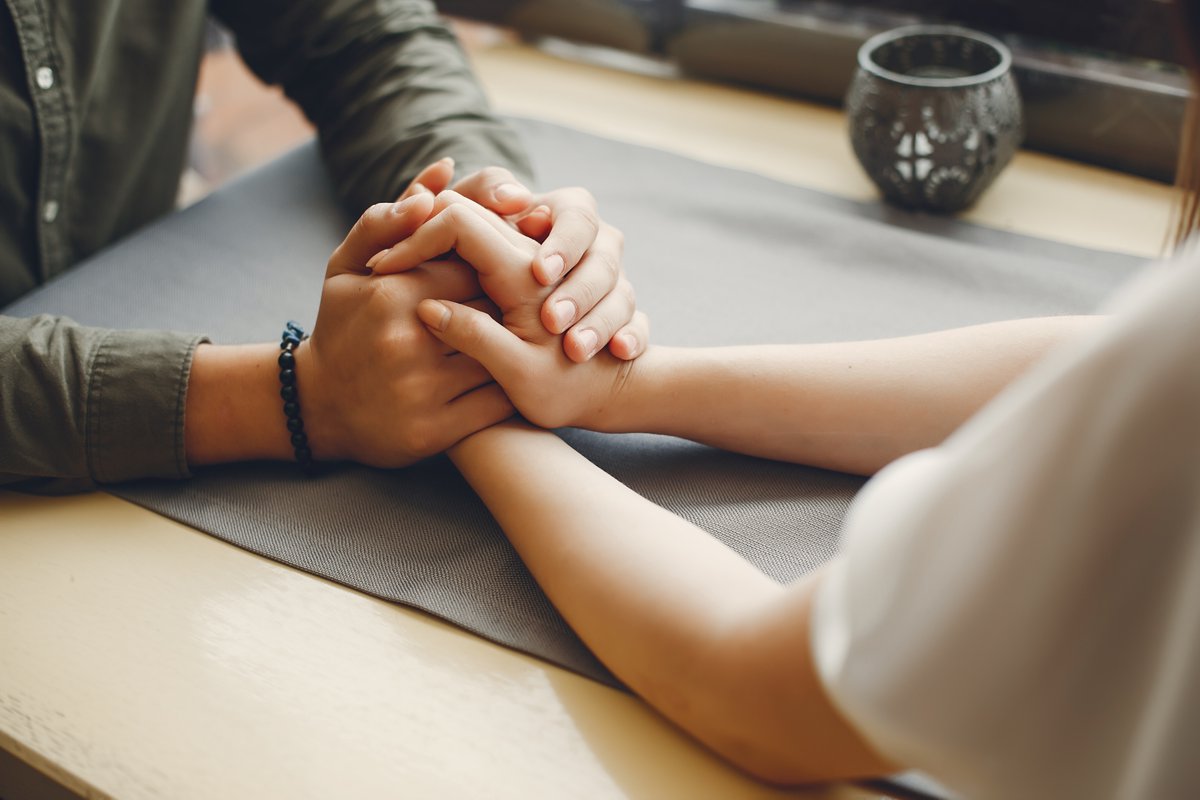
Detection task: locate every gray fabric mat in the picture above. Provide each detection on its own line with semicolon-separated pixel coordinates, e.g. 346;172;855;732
6;118;1143;688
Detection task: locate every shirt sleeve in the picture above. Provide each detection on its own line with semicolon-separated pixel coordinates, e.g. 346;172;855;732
210;0;535;213
0;314;207;492
810;260;1200;799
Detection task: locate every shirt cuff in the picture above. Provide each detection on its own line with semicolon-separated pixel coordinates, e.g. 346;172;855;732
85;330;208;484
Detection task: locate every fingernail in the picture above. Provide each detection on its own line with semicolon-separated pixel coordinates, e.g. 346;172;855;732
495;183;526;203
617;333;637;355
575;329;599;358
439;156;455;168
411;181;430;195
542;254;565;283
391;196;415;214
552;298;576;331
366;248;390;269
417;299;450;331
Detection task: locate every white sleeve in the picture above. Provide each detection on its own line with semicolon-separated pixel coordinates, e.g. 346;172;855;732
811;259;1200;800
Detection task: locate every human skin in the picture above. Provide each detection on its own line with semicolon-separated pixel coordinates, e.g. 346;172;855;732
184;164;648;467
395;196;1099;782
391;190;1096;475
397;158;648;362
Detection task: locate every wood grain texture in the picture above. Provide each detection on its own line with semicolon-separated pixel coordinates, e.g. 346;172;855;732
0;492;871;799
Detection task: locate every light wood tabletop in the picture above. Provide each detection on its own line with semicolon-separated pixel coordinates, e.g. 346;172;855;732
0;38;1175;800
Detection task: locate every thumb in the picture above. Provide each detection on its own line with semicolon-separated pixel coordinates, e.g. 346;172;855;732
416;299;525;378
327;193;436;277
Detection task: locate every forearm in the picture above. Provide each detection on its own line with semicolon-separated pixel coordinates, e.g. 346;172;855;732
448;421;891;782
606;316;1098;474
213;0;533;210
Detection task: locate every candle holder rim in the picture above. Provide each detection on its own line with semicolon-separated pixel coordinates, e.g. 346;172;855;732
857;25;1013;89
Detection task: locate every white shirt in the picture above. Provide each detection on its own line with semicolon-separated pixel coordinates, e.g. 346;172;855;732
812;255;1200;799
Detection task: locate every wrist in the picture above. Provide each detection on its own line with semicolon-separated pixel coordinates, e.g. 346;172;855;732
185;343;294;466
584;345;676;433
289;337;345;462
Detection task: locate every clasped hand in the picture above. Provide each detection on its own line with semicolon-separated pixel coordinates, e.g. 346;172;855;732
293;163;647;467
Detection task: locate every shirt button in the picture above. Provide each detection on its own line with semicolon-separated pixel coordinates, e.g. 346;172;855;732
35;66;54;90
42;200;59;223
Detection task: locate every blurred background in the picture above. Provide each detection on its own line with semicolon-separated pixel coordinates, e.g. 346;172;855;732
187;0;1185;203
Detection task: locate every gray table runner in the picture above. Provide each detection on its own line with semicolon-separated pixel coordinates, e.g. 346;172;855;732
6;118;1141;689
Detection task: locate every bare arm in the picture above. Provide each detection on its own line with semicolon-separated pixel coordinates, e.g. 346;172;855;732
590;317;1097;474
449;420;895;783
407;192;1099;475
423;297;1096;474
416;199;1092;779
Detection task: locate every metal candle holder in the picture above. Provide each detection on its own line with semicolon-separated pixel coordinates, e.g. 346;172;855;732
846;26;1024;213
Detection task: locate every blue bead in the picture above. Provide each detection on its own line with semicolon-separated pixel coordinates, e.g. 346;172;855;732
279;369;296;385
283;401;300;417
278;350;295;369
286;417;304;433
291;432;308;448
280;385;297;402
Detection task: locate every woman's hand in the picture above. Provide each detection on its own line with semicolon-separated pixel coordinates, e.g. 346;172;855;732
417;295;639;431
394;159;648;362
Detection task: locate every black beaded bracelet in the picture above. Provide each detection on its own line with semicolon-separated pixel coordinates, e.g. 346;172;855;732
278;321;314;470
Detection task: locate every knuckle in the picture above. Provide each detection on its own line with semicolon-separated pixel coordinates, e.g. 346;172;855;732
566;186;597;208
618;278;637;307
569;279;601;316
634;311;652;337
607;223;626;252
554;205;599;240
595;249;621;284
431;189;461;214
574;203;601;232
347;211;371;241
361;202;391;227
443;203;472;225
402;419;436;457
482;166;514;184
385;325;417;355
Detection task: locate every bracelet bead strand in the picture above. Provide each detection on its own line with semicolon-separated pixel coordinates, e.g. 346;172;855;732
279;321;314;470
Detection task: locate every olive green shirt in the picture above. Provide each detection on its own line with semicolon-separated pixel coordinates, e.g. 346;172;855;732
0;0;532;490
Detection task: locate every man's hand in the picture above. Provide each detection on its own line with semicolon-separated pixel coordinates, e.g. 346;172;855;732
394;159;648;363
295;195;514;467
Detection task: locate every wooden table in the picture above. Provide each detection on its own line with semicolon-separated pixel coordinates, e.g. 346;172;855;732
0;40;1173;800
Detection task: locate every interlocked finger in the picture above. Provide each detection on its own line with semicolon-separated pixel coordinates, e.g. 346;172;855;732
561;277;637;363
371;201;532;278
540;222;624;335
